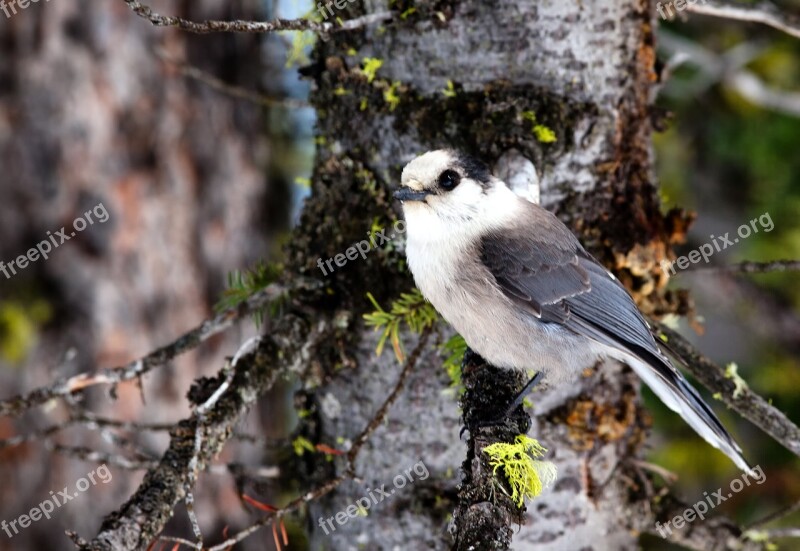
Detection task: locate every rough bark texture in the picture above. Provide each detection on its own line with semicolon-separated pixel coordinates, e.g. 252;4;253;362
285;0;687;549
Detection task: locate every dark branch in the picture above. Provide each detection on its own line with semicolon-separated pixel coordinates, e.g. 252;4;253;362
452;350;531;551
77;322;298;550
685;259;800;274
122;0;392;35
202;328;433;551
0;281;301;418
655;323;800;459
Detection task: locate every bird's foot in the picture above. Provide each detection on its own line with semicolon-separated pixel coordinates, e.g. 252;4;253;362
460;371;543;438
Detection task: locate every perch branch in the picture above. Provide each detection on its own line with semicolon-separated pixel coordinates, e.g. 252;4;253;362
655;323;800;459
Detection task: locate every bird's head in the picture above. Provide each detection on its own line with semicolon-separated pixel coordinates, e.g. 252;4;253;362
395;149;521;241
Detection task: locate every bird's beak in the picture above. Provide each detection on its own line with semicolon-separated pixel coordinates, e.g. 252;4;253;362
394;187;431;202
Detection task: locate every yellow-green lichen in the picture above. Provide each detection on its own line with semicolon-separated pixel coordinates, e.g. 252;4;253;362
725;362;748;399
361;57;384;83
521;111;557;143
533;124;557;143
292;436;316;456
442;80;457;98
483;435;557;507
0;300;51;364
383;81;402;111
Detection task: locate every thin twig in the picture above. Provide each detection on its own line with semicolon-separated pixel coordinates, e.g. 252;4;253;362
156;49;309;109
0;282;300;418
53;445;157;470
726;71;800;117
122;0;392;35
760;528;800;538
686;0;800;40
686;259;800;274
746;499;800;531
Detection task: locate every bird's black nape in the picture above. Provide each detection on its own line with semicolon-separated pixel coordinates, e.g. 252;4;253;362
451;150;492;186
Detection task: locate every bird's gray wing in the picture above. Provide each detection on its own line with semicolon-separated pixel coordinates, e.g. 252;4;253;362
479;205;748;470
478;205;660;355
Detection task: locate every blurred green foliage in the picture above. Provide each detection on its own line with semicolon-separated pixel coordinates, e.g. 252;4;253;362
0;299;51;365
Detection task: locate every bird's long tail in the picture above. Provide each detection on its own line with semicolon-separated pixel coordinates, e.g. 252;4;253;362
626;348;752;473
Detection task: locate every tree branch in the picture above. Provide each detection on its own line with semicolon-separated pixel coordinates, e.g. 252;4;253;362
201;328;433;551
74;315;311;550
156;49;310;109
686;259;800;274
686;0;800;40
0;281;305;418
655;323;800;458
645;492;763;551
451;350;531;551
122;0;392;36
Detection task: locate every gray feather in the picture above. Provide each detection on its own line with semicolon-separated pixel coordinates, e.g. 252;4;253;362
480;203;750;470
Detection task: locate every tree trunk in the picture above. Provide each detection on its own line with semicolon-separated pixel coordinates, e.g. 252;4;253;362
287;0;679;549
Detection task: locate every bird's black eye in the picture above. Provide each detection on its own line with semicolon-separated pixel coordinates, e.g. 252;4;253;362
437;169;461;191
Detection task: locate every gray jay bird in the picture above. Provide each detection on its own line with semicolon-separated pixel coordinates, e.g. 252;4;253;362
394;149;750;473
